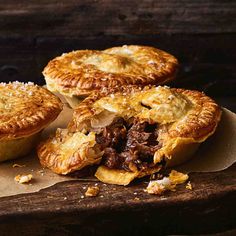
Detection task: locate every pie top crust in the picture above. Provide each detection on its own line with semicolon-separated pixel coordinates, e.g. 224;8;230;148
43;45;178;97
70;85;221;143
38;129;103;174
0;82;63;140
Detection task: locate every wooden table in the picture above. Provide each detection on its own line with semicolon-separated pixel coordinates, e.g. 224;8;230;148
0;163;235;236
0;1;235;235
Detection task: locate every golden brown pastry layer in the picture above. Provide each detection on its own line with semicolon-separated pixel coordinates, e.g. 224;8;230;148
70;86;221;141
43;45;178;98
38;129;103;175
38;86;221;185
0;81;63;162
0;81;63;141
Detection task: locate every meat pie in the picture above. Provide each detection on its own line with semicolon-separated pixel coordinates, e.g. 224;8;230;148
0;81;62;162
37;86;221;185
43;45;178;108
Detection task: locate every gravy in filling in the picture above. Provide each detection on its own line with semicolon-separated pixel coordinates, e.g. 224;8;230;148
95;117;162;172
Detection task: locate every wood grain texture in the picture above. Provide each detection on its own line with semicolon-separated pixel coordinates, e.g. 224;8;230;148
0;163;235;235
0;1;235;235
0;0;235;37
0;0;235;98
0;34;235;83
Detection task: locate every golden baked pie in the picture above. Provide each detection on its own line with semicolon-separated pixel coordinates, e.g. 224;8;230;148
38;86;221;185
43;45;178;108
0;81;63;162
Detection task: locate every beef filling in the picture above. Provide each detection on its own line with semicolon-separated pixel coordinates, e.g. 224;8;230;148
95;117;162;172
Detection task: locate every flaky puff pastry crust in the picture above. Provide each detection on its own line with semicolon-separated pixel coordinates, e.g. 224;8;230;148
38;129;103;174
70;86;221;184
70;86;221;143
43;45;178;99
0;81;63;161
38;85;221;185
0;82;63;140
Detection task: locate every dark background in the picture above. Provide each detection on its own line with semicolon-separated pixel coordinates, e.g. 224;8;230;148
0;1;236;235
0;0;235;111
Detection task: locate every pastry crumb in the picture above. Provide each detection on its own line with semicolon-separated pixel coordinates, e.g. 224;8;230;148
186;181;193;190
146;177;171;195
146;170;189;195
85;186;100;197
12;163;26;168
169;170;189;184
14;174;33;184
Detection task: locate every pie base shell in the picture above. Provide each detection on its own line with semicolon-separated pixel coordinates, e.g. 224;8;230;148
95;165;162;186
0;132;41;162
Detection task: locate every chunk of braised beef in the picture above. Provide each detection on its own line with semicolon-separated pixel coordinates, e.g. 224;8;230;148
95;132;110;147
129;120;148;132
120;150;139;172
126;130;150;149
135;143;160;157
110;126;126;149
96;117;127;149
96;117;162;172
120;150;138;163
102;147;122;169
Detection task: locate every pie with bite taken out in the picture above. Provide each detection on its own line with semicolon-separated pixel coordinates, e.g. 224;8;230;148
37;85;221;185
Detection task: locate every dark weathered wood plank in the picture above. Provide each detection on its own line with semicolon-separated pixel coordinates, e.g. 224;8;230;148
0;34;235;83
0;163;235;235
0;0;235;37
0;1;235;235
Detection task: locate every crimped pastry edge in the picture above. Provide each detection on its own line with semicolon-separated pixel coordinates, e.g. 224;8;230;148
0;85;63;141
43;45;178;97
69;86;222;142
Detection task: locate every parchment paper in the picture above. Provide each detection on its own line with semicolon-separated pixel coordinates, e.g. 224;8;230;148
176;108;236;173
0;107;236;198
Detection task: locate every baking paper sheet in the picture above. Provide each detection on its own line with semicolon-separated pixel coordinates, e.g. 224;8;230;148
176;108;236;173
0;107;236;198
